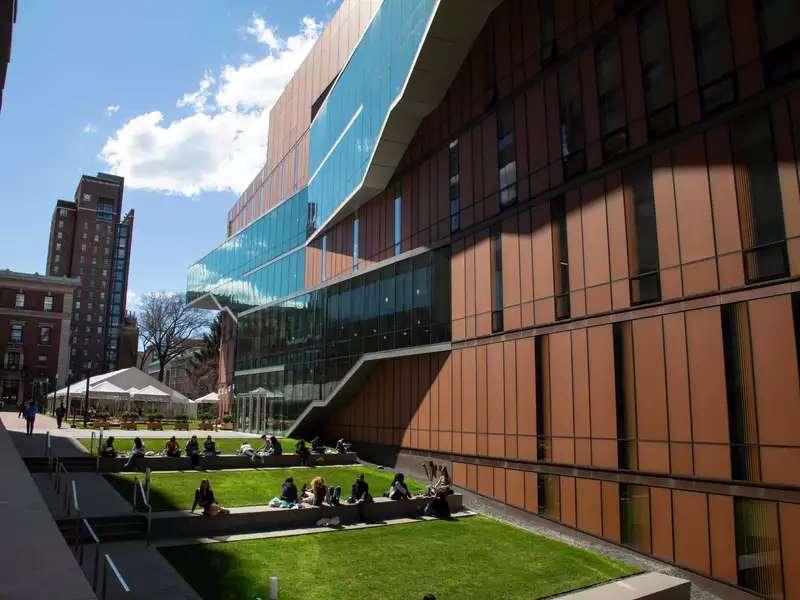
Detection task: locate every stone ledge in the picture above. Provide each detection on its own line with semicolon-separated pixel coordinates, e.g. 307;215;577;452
150;494;463;540
100;451;358;472
557;573;690;600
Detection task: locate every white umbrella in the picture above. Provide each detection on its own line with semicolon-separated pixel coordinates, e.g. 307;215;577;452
194;391;219;404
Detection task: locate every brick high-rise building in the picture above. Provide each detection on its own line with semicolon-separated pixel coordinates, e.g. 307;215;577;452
188;1;800;596
0;0;17;112
46;173;134;379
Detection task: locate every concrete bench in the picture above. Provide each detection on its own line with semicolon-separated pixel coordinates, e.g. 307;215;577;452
558;573;690;600
100;452;359;472
151;494;463;540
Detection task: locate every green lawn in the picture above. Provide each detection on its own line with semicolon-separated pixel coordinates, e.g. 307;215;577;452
160;516;639;600
105;466;425;511
77;437;296;456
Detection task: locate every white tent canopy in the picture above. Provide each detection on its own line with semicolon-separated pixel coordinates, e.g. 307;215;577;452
50;367;190;417
194;391;219;404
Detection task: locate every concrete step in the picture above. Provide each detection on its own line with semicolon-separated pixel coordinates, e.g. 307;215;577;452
57;514;148;543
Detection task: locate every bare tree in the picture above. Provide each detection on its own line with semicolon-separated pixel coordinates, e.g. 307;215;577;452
137;293;210;382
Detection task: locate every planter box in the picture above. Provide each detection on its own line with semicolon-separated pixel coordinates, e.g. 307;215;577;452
147;421;163;431
122;420;138;430
198;421;213;431
174;421;189;431
220;422;234;430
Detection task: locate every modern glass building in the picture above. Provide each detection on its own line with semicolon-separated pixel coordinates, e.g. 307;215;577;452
190;0;800;596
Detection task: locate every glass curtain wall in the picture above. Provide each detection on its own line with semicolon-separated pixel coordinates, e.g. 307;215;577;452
187;188;311;311
234;247;451;434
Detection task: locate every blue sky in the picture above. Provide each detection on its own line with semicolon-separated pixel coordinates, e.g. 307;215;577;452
0;0;339;306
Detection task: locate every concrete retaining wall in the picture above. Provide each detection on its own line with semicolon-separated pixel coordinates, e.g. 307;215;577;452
152;494;463;540
100;452;358;472
558;573;690;600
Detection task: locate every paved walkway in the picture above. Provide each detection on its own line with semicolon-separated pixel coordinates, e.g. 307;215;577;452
33;472;133;519
0;420;96;599
0;411;259;440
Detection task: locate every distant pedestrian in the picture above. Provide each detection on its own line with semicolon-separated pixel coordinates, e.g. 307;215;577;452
55;402;66;429
17;400;24;418
23;401;37;436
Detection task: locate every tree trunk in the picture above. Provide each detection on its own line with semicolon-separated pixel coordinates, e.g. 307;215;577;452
158;363;166;382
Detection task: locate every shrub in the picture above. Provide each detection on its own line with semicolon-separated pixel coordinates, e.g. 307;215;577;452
146;412;164;422
175;414;188;421
122;412;139;420
222;413;233;423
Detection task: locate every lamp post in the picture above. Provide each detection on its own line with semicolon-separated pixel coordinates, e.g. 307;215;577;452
82;368;91;429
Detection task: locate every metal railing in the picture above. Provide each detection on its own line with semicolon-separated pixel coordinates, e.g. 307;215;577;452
96;430;104;472
101;554;130;598
132;468;152;545
76;518;101;590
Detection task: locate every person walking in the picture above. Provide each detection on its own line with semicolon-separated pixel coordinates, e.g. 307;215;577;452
17;399;24;418
55;402;66;429
24;401;37;436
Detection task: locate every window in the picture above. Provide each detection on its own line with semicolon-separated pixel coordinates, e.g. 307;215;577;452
721;302;761;481
731;110;788;283
59;208;68;217
537;473;560;520
54;255;60;263
58;220;64;230
690;0;735;114
620;484;651;553
734;498;784;598
539;0;556;63
75;300;81;310
352;214;359;272
39;326;51;344
490;229;504;333
595;36;627;158
10;324;22;343
394;191;402;256
558;60;586;178
55;242;61;251
320;234;327;283
614;321;637;470
37;355;47;364
57;231;62;240
497;103;517;208
6;351;21;369
44;295;54;312
535;335;552;461
757;0;800;83
449;139;460;233
637;4;677;138
624;160;661;304
97;200;114;221
14;293;24;308
551;197;570;320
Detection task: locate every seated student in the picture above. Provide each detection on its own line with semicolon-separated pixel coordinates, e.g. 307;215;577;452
185;435;201;468
100;436;118;458
347;473;370;503
300;476;341;506
425;466;452;497
280;476;298;504
387;473;412;501
203;435;219;456
423;490;452;519
267;435;282;456
191;479;229;516
295;440;310;466
237;442;255;458
252;434;269;463
123;437;146;470
335;438;351;454
164;436;181;458
310;436;325;454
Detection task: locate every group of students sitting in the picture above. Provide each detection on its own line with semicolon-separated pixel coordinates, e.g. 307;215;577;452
100;435;221;470
191;466;453;520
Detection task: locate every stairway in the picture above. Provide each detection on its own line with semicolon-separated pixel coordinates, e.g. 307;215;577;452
57;514;148;544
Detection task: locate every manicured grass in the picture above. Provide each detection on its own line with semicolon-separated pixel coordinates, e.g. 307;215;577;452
105;466;425;511
77;437;295;456
160;516;639;600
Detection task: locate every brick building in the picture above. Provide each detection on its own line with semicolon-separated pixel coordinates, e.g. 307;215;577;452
0;270;79;406
46;173;134;379
188;1;800;596
0;0;17;112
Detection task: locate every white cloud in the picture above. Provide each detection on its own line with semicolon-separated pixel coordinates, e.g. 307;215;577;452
99;14;322;197
176;72;215;113
126;290;140;310
106;105;120;116
83;123;97;134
